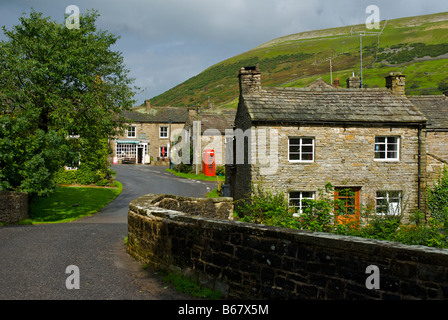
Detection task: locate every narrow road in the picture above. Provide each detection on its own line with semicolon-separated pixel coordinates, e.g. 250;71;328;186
0;165;217;300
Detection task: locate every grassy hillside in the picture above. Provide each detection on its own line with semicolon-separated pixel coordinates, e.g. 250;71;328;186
150;11;448;109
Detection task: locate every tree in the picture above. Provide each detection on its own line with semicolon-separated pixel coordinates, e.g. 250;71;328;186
438;78;448;93
0;9;136;196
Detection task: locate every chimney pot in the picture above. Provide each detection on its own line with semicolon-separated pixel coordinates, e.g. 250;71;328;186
334;78;340;87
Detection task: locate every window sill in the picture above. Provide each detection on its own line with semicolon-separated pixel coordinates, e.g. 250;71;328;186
288;160;314;164
374;159;400;162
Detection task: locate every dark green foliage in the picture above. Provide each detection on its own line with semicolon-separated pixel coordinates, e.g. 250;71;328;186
438;78;448;92
377;43;448;65
427;166;448;230
236;186;301;230
0;114;67;196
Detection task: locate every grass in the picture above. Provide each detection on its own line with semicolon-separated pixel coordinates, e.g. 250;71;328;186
165;168;225;182
27;180;123;224
161;272;223;299
206;188;221;198
139;263;223;299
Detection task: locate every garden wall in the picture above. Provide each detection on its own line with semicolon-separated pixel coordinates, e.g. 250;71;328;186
0;191;29;224
127;194;448;300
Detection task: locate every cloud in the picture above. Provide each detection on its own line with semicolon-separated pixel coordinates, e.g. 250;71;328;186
1;0;447;104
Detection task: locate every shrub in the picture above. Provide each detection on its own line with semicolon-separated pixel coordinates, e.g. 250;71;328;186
235;183;342;231
215;165;225;176
427;166;448;231
438;78;448;92
174;163;192;174
234;183;448;248
393;220;448;248
235;186;301;229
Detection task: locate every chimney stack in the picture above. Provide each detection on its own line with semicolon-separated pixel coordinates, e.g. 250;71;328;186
386;72;406;95
239;66;261;94
346;75;361;89
145;99;151;112
188;106;198;120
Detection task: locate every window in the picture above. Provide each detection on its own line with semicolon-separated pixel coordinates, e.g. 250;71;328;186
376;191;402;215
289;137;314;162
289;191;315;216
375;136;399;160
64;153;80;171
159;126;168;138
117;143;137;160
127;126;136;138
159;146;168;158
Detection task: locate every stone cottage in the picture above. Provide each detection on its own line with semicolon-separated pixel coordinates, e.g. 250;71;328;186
408;95;448;182
182;107;236;170
228;66;428;221
111;101;188;165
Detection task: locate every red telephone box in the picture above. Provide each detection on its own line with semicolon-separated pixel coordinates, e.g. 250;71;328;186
202;149;215;177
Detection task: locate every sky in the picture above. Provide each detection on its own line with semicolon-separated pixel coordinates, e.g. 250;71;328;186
0;0;447;105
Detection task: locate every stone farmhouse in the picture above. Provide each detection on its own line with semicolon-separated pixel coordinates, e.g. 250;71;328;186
227;66;448;221
182;107;236;170
111;101;188;165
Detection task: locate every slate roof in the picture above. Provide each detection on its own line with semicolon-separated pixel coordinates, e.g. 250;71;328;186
408;96;448;129
198;110;236;135
242;86;427;125
121;107;188;123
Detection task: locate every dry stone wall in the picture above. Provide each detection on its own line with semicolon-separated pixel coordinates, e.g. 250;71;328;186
0;191;29;224
127;194;448;300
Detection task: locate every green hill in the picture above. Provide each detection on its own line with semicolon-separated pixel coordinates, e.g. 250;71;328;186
149;11;448;109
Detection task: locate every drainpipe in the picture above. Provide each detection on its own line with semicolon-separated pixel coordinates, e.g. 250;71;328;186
417;124;422;212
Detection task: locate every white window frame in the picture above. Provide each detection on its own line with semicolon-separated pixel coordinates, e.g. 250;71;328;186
159;126;169;139
117;143;137;160
159;145;168;158
127;126;136;138
65;156;80;171
376;191;402;215
288;137;315;163
289;191;315;216
374;136;400;161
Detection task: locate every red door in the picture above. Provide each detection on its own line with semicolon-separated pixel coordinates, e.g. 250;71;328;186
334;187;361;225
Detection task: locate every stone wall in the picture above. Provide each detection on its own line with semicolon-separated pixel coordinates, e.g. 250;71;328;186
0;191;29;224
127;194;448;300
426;131;448;182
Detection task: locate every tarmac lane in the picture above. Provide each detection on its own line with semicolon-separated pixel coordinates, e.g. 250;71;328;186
0;164;217;300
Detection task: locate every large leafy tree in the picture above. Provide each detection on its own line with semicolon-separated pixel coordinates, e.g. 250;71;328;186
0;9;136;196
